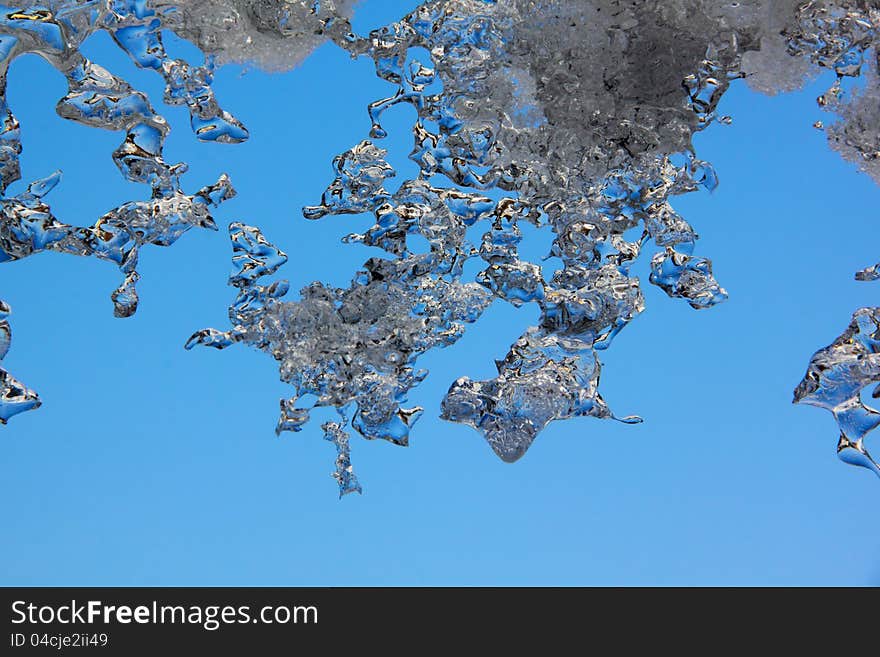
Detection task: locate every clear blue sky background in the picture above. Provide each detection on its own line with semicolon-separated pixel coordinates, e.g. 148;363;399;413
1;1;878;585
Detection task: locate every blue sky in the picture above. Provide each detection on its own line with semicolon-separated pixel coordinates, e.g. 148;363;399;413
1;1;878;585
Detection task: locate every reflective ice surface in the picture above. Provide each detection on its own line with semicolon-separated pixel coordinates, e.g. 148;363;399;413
4;0;880;492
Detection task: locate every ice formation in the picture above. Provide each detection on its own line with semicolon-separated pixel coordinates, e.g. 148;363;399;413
786;1;880;477
794;308;880;477
0;0;252;421
4;0;880;493
0;300;39;423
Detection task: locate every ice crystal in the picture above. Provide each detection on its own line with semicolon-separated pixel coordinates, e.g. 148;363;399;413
0;300;39;423
794;308;880;477
187;218;491;495
5;0;880;488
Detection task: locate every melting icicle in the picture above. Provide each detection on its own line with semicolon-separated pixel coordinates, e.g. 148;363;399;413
322;421;362;497
185;1;880;489
4;0;880;489
187;220;491;491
